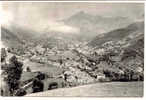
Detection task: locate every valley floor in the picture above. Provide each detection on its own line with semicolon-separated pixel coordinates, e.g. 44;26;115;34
26;81;143;97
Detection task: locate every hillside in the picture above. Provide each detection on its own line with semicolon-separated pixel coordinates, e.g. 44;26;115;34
1;11;134;46
89;21;144;47
1;27;23;48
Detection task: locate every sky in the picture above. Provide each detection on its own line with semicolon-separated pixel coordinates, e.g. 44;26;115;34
1;2;144;33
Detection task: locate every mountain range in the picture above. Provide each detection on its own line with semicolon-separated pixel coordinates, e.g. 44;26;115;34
1;27;23;48
88;21;144;47
63;11;134;40
1;11;143;49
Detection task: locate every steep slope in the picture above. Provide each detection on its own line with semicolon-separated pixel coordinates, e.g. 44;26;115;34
86;21;144;82
6;26;42;43
1;27;23;48
89;21;144;47
122;33;144;61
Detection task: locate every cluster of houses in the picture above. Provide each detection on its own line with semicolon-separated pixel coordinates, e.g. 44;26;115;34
1;37;144;96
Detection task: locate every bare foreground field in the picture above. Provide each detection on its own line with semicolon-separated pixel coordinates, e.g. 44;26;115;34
26;82;143;97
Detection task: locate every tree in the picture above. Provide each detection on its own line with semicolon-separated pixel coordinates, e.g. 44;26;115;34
4;56;23;96
14;88;27;96
32;78;44;93
26;66;31;72
1;48;7;63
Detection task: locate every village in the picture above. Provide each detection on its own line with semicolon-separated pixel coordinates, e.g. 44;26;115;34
1;35;144;96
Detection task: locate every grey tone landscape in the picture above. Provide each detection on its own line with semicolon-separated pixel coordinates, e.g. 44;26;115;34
1;3;144;97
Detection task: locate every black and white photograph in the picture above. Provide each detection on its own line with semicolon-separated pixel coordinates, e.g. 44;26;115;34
0;2;144;97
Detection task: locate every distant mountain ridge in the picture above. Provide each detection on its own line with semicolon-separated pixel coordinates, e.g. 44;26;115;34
63;11;134;40
1;27;23;48
88;21;144;47
1;11;142;49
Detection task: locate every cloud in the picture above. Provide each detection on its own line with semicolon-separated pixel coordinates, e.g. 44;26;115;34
47;22;80;34
0;9;14;26
2;3;143;35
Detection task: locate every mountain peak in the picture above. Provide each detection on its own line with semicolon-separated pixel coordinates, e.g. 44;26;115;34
77;11;85;15
69;11;92;19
